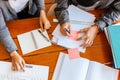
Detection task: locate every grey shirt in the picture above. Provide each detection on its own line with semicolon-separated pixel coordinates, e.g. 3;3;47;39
0;0;45;54
55;0;120;31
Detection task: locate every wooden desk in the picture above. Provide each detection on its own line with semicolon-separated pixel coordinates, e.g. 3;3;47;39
0;3;120;80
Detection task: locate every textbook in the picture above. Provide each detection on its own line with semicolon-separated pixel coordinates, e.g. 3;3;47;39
52;52;119;80
17;29;51;54
0;61;49;80
104;24;120;68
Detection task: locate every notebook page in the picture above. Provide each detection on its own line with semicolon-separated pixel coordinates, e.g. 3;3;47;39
0;61;49;80
85;61;118;80
17;29;51;54
32;29;51;49
17;31;36;54
58;54;90;80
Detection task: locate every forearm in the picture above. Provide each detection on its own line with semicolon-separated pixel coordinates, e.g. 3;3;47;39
96;2;120;31
0;9;17;54
35;0;45;10
55;0;70;25
0;26;18;54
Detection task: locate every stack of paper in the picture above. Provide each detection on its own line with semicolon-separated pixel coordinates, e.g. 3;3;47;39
52;5;96;52
0;61;49;80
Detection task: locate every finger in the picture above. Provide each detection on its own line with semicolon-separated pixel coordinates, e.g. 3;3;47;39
46;22;51;29
40;21;44;31
89;41;93;47
60;27;67;36
81;39;90;48
22;60;26;71
13;63;18;71
77;35;87;40
19;61;25;71
67;25;71;36
64;28;71;36
14;62;21;71
12;63;16;71
78;28;89;33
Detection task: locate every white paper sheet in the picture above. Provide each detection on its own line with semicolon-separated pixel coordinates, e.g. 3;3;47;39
0;61;49;80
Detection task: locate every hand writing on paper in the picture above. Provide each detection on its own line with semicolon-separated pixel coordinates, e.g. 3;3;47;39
39;10;51;31
10;51;25;71
60;22;71;36
77;25;99;48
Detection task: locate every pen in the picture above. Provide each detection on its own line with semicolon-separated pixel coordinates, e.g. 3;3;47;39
38;29;50;42
64;28;70;34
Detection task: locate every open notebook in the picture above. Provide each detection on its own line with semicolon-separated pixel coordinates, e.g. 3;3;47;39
0;61;49;80
52;5;95;53
52;52;119;80
17;29;51;54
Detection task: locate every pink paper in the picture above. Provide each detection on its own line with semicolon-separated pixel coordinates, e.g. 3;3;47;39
68;30;78;40
68;48;80;60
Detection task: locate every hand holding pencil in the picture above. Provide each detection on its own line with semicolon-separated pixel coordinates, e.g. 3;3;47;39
60;22;71;36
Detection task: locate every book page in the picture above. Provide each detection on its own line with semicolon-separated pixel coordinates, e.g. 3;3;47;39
85;61;119;80
0;61;49;80
58;54;90;80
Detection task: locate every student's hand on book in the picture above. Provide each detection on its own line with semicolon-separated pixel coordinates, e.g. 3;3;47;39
10;51;25;71
78;25;99;48
39;10;51;31
60;22;71;36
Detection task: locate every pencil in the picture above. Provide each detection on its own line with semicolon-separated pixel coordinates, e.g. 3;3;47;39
38;29;50;42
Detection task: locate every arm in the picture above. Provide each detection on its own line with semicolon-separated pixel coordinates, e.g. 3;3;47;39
96;1;120;31
35;0;51;31
78;1;120;48
55;0;71;36
0;9;25;71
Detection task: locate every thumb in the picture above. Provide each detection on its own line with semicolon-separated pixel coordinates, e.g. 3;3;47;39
78;28;89;33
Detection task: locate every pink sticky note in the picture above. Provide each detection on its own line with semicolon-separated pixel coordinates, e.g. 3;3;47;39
68;30;78;40
68;48;80;60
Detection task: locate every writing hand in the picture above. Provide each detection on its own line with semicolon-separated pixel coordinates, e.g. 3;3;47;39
60;22;71;36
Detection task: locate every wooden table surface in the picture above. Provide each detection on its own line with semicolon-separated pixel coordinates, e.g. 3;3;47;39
0;2;120;80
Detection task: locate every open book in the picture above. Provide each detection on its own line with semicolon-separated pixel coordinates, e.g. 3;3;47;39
52;5;95;53
17;29;51;54
104;24;120;68
52;52;119;80
0;61;49;80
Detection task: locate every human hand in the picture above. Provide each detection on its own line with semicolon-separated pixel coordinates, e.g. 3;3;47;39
78;25;99;48
60;22;71;36
10;51;25;71
39;10;51;31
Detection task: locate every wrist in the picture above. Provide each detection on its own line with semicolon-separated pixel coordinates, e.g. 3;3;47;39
92;24;100;34
10;51;19;57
